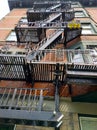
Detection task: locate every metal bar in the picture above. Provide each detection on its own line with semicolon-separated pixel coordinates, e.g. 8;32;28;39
62;64;66;82
0;88;7;105
16;88;22;108
4;88;12;106
9;88;17;109
27;89;32;109
37;89;43;111
0;109;63;122
21;89;27;107
54;64;60;112
31;89;37;110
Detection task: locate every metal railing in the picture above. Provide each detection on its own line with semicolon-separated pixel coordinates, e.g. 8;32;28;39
16;20;81;29
0;87;50;111
0;49;96;65
26;49;97;64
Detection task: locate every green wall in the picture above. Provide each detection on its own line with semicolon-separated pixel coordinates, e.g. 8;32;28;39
0;124;14;130
72;90;97;103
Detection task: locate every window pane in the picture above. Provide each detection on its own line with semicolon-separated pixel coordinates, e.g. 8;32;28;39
80;117;97;130
82;30;92;34
81;23;95;34
72;53;84;63
72;4;80;8
82;25;91;29
20;17;27;22
82;23;91;28
6;31;17;41
75;11;85;17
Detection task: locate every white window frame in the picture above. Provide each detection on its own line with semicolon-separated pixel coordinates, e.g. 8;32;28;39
75;11;86;17
81;23;95;35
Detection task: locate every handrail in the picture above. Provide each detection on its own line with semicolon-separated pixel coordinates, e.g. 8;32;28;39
25;49;97;64
16;20;81;30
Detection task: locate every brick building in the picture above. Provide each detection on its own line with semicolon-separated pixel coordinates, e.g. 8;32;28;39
0;1;97;130
8;0;97;10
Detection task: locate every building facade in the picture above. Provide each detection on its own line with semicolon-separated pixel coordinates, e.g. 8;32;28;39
8;0;97;10
0;1;97;130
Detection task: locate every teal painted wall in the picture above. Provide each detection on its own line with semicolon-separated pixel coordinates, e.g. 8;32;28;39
0;124;14;130
67;41;84;49
72;90;97;103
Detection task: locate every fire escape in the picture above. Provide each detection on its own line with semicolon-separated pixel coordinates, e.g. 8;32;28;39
1;1;97;130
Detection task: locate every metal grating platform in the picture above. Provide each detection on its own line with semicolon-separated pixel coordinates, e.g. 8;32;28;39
0;87;48;110
0;87;63;128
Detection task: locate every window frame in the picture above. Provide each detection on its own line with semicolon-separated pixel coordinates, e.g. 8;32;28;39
19;17;28;23
6;30;17;42
75;11;86;18
81;22;97;35
79;116;97;130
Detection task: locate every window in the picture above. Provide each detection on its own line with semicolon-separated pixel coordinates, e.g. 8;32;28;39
75;11;86;17
81;23;96;35
71;2;81;8
16;52;26;55
17;29;39;42
87;45;97;49
20;17;28;23
6;31;17;42
72;53;84;63
7;51;12;54
75;47;81;49
80;117;97;130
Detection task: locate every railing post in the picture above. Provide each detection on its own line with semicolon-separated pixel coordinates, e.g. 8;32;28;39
62;64;67;84
23;59;33;83
54;63;61;112
55;127;60;130
64;29;67;48
37;89;43;111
